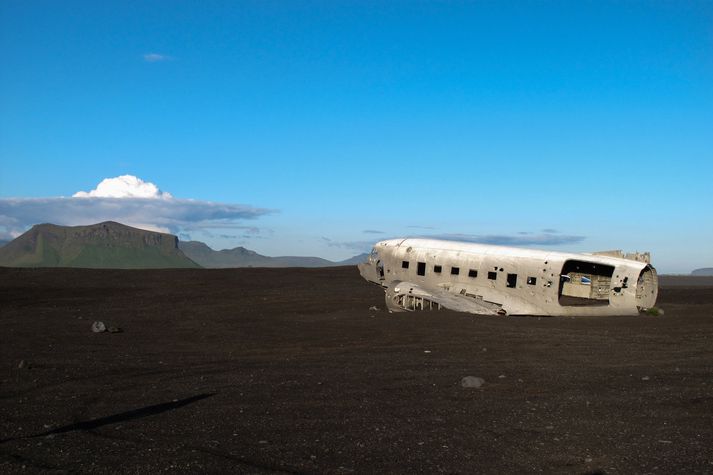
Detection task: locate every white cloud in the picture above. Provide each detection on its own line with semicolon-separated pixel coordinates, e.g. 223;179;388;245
0;175;272;239
324;231;586;254
143;53;172;62
431;233;585;246
73;175;172;199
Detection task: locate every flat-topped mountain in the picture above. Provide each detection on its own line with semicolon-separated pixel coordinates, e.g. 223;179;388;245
178;240;367;268
0;222;200;269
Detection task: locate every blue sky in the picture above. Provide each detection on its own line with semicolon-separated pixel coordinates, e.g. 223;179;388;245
1;1;711;273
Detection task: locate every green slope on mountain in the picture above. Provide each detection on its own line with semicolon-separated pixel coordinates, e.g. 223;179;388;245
0;222;200;269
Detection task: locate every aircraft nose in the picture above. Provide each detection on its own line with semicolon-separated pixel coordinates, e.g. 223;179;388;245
358;260;378;283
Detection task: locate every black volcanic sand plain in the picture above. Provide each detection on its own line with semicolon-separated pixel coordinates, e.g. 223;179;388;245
1;268;712;474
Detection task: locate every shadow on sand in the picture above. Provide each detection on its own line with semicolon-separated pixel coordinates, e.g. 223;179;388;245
0;392;215;444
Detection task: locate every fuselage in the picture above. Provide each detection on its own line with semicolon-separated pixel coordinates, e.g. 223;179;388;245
358;238;658;316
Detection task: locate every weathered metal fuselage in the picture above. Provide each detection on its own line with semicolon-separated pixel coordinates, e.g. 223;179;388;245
358;238;658;316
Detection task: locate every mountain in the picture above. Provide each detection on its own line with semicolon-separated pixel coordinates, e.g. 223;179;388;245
178;241;367;268
0;222;200;269
691;268;713;276
334;253;370;266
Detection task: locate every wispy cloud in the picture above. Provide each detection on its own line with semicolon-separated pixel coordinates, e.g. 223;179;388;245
143;53;172;63
323;230;586;253
324;239;378;252
363;229;385;234
0;197;271;235
190;225;268;241
430;233;585;246
0;175;272;238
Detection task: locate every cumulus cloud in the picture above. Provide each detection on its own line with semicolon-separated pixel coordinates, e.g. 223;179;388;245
0;175;272;239
73;175;172;199
143;53;172;62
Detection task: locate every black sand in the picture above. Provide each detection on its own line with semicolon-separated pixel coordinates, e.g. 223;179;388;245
1;268;712;473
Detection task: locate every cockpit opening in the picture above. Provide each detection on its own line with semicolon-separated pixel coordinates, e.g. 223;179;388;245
635;265;658;309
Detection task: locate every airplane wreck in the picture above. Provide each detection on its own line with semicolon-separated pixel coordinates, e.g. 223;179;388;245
358;238;658;316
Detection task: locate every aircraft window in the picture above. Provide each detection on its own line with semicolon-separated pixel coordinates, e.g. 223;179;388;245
507;273;517;288
468;269;478;278
434;265;442;273
527;276;537;285
451;267;460;275
417;262;426;276
402;261;409;269
488;271;497;280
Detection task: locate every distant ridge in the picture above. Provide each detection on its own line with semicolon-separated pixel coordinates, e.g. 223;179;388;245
178;240;367;268
691;268;713;276
0;222;200;269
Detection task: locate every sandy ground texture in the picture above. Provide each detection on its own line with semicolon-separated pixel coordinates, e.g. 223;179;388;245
1;267;712;474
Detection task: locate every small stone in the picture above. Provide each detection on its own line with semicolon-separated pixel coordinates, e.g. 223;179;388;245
18;360;27;369
585;457;592;463
424;350;431;354
642;376;650;381
461;376;485;388
369;306;380;311
107;326;123;333
498;374;506;379
91;321;106;333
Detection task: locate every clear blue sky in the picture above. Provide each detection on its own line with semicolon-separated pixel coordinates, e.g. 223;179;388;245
1;1;711;272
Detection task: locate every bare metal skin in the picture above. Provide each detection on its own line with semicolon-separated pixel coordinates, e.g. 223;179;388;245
359;238;658;316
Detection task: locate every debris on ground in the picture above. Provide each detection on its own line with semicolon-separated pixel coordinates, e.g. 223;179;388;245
461;376;485;388
91;321;106;333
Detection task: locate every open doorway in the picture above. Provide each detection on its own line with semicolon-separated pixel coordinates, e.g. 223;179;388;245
558;260;614;306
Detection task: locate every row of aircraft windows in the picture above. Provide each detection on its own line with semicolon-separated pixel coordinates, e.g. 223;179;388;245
402;260;537;287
